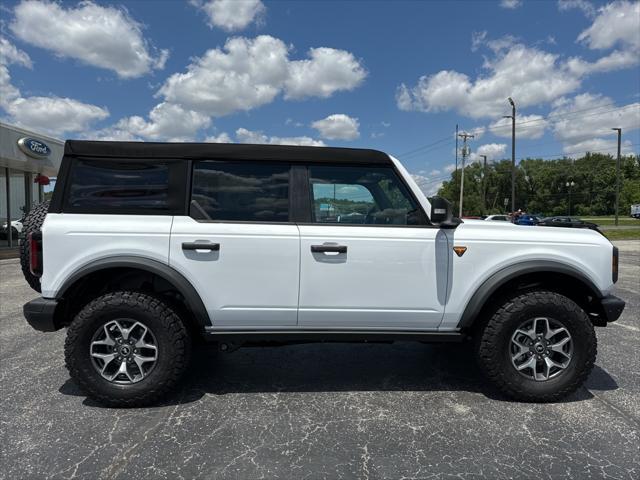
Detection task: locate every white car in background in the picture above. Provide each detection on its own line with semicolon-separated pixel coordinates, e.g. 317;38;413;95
1;219;23;239
485;214;510;221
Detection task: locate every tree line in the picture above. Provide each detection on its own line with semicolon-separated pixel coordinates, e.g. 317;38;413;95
437;153;640;217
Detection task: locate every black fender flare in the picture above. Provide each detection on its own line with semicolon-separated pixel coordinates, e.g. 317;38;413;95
56;256;211;328
458;260;603;330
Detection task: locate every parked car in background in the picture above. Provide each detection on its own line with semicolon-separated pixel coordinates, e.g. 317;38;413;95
538;216;599;230
0;219;23;240
485;214;510;221
631;204;640;219
515;214;539;226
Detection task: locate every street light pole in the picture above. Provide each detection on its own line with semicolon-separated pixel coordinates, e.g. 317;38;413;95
612;128;622;226
504;97;516;213
566;181;575;216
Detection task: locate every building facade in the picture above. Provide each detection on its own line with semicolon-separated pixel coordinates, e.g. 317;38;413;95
1;122;63;249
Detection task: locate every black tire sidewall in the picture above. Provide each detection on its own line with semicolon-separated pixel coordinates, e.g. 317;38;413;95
66;293;189;404
480;292;596;400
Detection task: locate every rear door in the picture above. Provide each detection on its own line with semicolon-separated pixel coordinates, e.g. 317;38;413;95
169;160;300;327
297;164;448;329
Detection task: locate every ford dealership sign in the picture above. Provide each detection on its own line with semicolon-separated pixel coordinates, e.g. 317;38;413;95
18;137;51;158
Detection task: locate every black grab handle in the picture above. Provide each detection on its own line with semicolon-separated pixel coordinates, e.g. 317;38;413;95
311;245;347;254
182;242;220;251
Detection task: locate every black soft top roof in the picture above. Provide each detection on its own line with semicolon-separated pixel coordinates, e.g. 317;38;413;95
64;140;391;165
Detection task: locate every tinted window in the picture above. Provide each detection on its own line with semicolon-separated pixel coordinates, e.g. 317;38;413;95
191;161;290;222
68;160;170;210
308;166;426;226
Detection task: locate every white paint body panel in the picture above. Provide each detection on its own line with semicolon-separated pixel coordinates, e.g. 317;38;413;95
438;219;615;330
41;214;172;298
169;216;300;327
298;225;448;329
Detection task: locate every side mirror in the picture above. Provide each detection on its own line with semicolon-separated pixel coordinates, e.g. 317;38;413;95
428;196;461;229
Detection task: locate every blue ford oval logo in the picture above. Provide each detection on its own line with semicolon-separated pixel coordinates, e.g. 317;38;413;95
18;137;51;158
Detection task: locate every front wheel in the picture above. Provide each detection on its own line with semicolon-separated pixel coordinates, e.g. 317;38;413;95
65;292;191;407
476;290;596;402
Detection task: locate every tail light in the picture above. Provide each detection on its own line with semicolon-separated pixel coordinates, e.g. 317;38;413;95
28;232;43;277
612;246;619;284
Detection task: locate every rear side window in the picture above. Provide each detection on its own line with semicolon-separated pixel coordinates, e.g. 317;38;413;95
67;160;172;212
191;161;290;222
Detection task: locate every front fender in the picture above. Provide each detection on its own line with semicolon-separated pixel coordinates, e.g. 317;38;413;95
457;260;603;330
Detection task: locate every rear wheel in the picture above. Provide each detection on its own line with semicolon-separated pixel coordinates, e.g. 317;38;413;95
19;200;50;292
65;291;191;407
476;290;596;402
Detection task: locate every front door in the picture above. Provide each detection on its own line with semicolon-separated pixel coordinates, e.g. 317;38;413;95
169;160;300;327
298;165;448;329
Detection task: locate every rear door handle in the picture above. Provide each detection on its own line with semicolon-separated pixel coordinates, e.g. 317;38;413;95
311;244;347;254
182;242;220;251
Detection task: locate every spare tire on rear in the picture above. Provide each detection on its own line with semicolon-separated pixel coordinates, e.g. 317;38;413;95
19;200;50;292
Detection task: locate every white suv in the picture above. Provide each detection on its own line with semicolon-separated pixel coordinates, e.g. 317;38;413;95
22;141;625;406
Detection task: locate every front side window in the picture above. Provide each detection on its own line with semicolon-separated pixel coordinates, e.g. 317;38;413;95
308;166;427;226
191;161;290;222
67;160;170;211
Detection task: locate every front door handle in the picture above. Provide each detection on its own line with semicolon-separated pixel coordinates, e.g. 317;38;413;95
311;244;347;254
182;242;220;251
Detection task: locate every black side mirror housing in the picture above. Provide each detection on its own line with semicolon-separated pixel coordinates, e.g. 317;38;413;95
428;196;461;229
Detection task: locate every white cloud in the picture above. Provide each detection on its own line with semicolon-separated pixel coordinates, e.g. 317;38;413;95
0;37;31;109
284;47;366;99
113;103;211;141
0;37;32;68
158;36;366;118
311;114;360;140
567;49;639;75
11;0;168;78
6;96;109;136
558;0;596;18
577;1;640;50
398;23;639;121
411;173;445;197
444;164;456;173
159;35;288;117
470;143;508;162
550;93;640;155
561;138;635;156
398;44;582;119
1;36;108;136
205;132;232;143
191;0;265;32
500;0;522;9
236;128;325;146
489;114;548;139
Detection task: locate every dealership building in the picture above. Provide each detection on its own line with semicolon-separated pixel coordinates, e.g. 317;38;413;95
0;122;63;250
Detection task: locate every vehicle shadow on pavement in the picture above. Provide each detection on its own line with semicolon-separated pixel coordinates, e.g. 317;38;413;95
58;342;618;408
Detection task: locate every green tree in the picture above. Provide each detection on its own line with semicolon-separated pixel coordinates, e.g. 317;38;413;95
435;153;640;217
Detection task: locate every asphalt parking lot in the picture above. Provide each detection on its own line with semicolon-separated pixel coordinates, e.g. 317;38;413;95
1;241;638;479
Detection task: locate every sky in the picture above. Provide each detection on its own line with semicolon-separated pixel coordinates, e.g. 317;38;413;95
1;0;639;195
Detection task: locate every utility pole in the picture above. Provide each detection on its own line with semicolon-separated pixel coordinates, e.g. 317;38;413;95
480;154;488;214
503;97;516;213
612;128;622;226
455;124;459;206
457;132;474;217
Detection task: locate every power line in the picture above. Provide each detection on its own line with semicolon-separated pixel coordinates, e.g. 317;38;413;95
397;134;452;157
490;103;638;133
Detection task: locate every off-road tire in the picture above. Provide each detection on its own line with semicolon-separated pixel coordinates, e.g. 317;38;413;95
19;200;50;292
476;290;596;402
65;291;191;407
